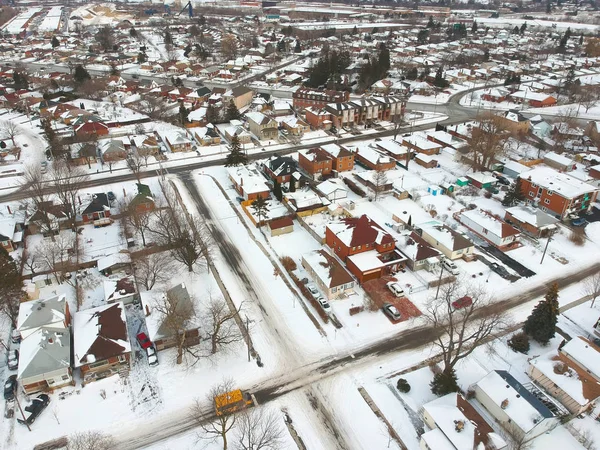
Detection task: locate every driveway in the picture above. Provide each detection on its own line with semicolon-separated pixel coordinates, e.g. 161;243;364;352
480;244;536;278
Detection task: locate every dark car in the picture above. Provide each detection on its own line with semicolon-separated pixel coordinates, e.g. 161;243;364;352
490;262;510;278
136;332;152;350
17;394;50;426
4;375;17;401
452;296;473;310
572;217;588;227
497;176;510;186
107;191;116;202
382;303;401;321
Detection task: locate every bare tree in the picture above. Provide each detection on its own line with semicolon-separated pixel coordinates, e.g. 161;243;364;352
67;431;115;450
372;167;388;201
21;166;55;238
1;120;20;147
234;407;285;450
150;181;213;272
123;204;152;247
221;34;238;61
584;272;600;308
135;96;167;121
578;85;600;113
194;378;238;450
0;248;23;328
153;287;198;364
126;151;144;183
134;252;175;291
203;296;244;355
467;112;509;170
49;160;90;230
165;44;179;63
423;282;508;388
503;423;532;450
33;233;75;284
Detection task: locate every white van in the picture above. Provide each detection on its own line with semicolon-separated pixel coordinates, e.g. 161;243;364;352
442;258;459;275
386;282;405;297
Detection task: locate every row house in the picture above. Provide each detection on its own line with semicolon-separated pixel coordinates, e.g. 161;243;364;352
324;96;406;129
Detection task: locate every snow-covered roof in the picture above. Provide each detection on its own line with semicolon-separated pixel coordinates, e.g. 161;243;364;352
460;209;519;240
327;215;393;248
284;189;326;210
356;145;391;165
375;139;410;156
302;249;354;289
561;336;600;380
18;326;70;380
419;221;473;252
503;160;530;176
226;165;270;195
505;206;559;230
403;134;442;151
73;302;131;367
347;250;386;272
17;295;68;340
544;151;574;167
316;180;347;198
520;167;598;199
476;370;555;433
97;253;132;273
103;276;136;303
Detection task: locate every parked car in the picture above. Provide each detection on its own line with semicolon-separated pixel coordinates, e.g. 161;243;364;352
572;217;588;227
4;375;17;401
107;191;116;202
490;262;510;278
7;350;19;370
382;303;401;321
17;394;50;426
146;346;158;366
496;176;510;186
307;284;323;301
11;329;21;344
441;258;459;275
318;297;331;313
452;296;473;310
386;282;405;297
136;332;152;350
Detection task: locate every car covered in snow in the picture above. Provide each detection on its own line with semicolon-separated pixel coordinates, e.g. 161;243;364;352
146;346;159;366
4;375;17;402
386;282;405;297
7;350;18;370
318;297;331;313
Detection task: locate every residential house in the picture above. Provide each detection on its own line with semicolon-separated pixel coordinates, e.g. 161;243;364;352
497;109;530;135
0;217;22;252
403;134;442;156
301;249;355;300
350;97;380;126
96;253;132;276
316;180;347;202
372;95;406;122
128;183;155;213
221;121;253;145
18;326;73;394
375;139;412;160
103;275;138;305
268;216;294;237
421;393;507;450
17;295;71;342
504;206;559;237
320;143;355;172
543;151;576;172
418;221;474;260
326;215;406;283
132;134;160;156
74;302;131;386
509;91;557;108
283;189;328;216
281;116;309;136
466;172;497;189
81;193;111;224
528;337;600;415
325;102;358;129
590;164;600;180
298;147;334;179
226;165;270;201
304;107;333;130
100;140;128;162
530;115;552;139
457;209;520;250
481;87;510;103
415;153;438;169
503;160;530;179
70;142;98;166
474;370;561;442
263;156;297;184
395;231;441;272
426;130;468;152
518;167;599;219
26;201;68;236
223;86;254;110
355;146;396;171
158;130;194;152
74;120;109;138
140;283;200;351
190;126;221;146
246;112;278;140
292;87;349;110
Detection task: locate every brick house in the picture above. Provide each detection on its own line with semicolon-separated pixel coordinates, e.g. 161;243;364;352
74;120;109;138
298;147;334;179
326;215;405;283
304;107;332;130
403;134;442;155
81;193;111;223
320;143;354;172
74;302;131;386
140;283;200;352
226;165;270;201
262;156;297;184
518;167;599;219
504;206;559;238
325;102;359;128
292;87;349;110
355;146;396;171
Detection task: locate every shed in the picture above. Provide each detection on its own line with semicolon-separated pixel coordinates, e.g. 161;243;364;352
456;177;469;187
268;216;294;237
427;185;442;196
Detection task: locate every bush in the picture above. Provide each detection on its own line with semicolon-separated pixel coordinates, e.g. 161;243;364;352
280;256;297;272
397;378;411;393
508;331;530;354
430;369;459;396
569;228;585;246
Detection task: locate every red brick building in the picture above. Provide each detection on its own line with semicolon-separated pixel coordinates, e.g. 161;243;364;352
292;87;349;110
299;148;334;178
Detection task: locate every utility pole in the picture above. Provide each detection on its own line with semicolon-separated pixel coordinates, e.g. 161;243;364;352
246;315;251;362
435;263;445;300
540;233;553;264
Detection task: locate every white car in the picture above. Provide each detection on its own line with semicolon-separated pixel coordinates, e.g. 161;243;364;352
146;346;158;366
386;282;405;297
318;297;331;313
441;258;459;275
307;285;322;300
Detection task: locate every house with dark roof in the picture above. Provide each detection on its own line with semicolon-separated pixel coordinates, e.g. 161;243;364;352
26;200;68;236
395;231;441;271
81;193;111;224
103;275;138;305
474;370;561;442
268;216;294;237
418;221;474;260
140;283;200;351
326;215;406;283
74;302;131;385
302;249;355;299
262;155;298;184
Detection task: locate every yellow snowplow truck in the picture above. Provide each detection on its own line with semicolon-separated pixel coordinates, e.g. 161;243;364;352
214;389;255;416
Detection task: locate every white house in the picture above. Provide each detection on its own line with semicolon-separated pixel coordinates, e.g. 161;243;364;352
458;209;520;250
301;249;355;300
418;221;474;260
316;180;348;202
474;370;560;442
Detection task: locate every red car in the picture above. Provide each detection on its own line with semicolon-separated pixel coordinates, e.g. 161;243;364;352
136;332;152;349
452;296;473;310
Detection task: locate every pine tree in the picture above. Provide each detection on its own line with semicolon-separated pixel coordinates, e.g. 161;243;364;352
13;70;29;90
502;178;526;206
251;196;269;226
351;25;358;35
179;103;188;125
289;178;296;192
472;21;478;33
51;36;60;49
520;22;527;35
273;180;282;201
277;39;286;53
73;65;91;84
427;16;435;28
225;100;240;122
378;43;390;72
224;135;247;167
294;40;302;53
205;104;219;125
430;369;459;396
523;283;560;345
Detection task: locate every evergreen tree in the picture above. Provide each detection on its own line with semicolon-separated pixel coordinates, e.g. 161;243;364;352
273;180;282;201
427;16;435;28
512;25;520;34
51;36;60;49
433;66;449;89
73;65;91;84
378;43;390;72
579;34;584;46
523;283;560;345
472;21;478;34
138;52;147;64
351;25;358;35
501;178;525;206
0;247;22;328
294;40;302;53
251;195;269;226
179;103;188;125
546;0;551;13
129;28;137;38
430;369;459;396
205;104;219;124
520;22;527;34
225;100;240;121
13;70;29;90
277;39;286;53
417;29;429;45
224;135;247;167
405;66;418;80
289;178;296;192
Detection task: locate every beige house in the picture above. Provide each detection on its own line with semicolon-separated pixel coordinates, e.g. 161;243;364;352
223;86;254;110
418;221;474;260
301;249;355;300
245;112;278;141
528;336;600;415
